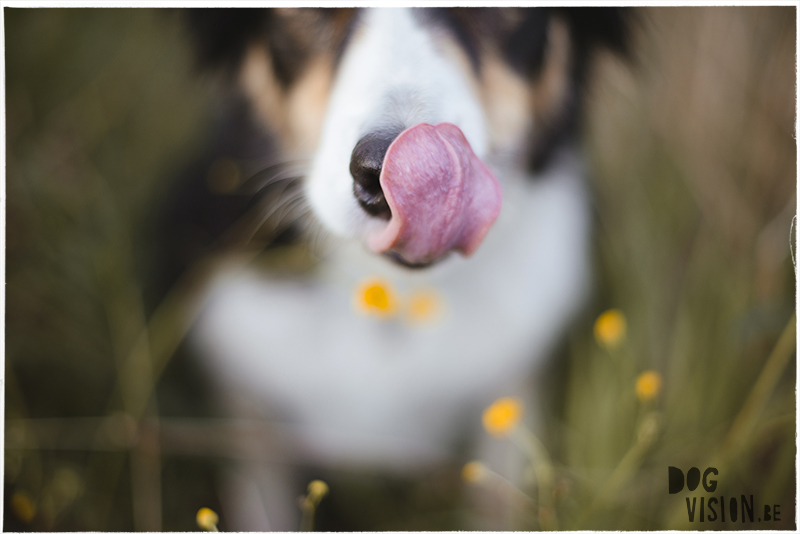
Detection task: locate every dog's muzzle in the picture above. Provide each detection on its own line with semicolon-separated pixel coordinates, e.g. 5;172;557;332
350;123;503;266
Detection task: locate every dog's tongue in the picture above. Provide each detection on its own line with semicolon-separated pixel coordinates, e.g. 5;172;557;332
367;123;502;264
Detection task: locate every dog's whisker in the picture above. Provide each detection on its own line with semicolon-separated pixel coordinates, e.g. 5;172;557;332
295;212;319;242
242;187;307;245
227;188;303;246
242;172;300;194
252;190;303;228
308;218;332;259
301;216;322;255
240;161;310;193
266;194;307;232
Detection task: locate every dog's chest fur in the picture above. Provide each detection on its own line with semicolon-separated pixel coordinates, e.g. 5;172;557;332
191;149;590;467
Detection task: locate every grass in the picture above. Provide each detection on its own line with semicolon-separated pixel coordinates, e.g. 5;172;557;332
4;7;796;531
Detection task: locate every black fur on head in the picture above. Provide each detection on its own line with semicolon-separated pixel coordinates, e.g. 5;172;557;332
559;7;631;54
185;7;631;74
185;9;271;72
555;7;632;81
185;8;357;88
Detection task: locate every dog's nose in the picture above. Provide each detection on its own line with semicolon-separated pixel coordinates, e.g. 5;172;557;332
350;134;394;219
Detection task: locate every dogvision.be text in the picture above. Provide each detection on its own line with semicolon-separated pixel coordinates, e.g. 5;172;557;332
669;466;782;524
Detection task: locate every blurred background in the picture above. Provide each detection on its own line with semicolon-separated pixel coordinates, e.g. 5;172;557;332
4;7;796;531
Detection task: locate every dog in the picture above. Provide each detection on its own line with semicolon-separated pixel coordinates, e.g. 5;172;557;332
159;7;628;530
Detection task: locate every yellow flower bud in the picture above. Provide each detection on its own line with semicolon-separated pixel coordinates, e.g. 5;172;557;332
196;507;219;531
406;289;443;323
11;491;36;524
482;397;523;437
354;278;397;317
594;309;627;348
636;370;663;401
461;461;487;483
307;479;329;503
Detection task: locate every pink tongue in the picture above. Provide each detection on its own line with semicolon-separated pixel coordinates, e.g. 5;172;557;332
367;123;502;264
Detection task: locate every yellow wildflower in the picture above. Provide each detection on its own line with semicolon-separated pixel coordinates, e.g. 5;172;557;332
307;480;329;505
11;491;35;523
405;289;442;323
196;507;219;531
636;370;663;401
482;397;523;437
354;278;397;317
461;461;487;483
594;309;627;348
299;479;329;531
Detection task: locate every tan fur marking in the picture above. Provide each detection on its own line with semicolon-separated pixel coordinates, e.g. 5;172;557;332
480;55;533;155
239;44;290;145
532;17;572;126
437;27;534;157
239;44;333;156
286;56;333;154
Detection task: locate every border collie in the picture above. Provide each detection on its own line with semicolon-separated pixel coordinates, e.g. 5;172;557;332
162;7;628;529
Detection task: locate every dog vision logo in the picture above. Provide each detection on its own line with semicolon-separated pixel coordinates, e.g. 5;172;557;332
669;466;782;524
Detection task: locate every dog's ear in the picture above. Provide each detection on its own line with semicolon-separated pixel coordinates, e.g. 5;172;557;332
185;8;271;71
519;7;632;173
557;7;632;58
504;7;631;81
503;9;551;79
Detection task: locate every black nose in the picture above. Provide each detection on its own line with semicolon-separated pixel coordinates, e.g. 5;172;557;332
350;133;396;219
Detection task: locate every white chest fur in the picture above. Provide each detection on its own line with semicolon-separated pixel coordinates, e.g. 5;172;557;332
191;150;591;469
